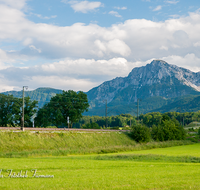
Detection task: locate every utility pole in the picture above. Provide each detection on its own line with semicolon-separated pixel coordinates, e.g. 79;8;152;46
178;107;183;126
21;86;28;131
137;99;139;124
67;116;69;128
105;99;108;128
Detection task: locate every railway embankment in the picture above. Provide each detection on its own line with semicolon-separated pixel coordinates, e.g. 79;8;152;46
0;128;193;158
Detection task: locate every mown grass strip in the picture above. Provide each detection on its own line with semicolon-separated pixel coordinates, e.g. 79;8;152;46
93;153;200;163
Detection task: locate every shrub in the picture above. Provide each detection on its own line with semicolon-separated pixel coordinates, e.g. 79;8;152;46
81;122;100;129
198;128;200;137
151;116;186;141
130;124;151;143
151;124;164;141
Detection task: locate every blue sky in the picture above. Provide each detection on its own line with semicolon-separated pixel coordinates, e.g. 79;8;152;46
0;0;200;92
27;0;200;26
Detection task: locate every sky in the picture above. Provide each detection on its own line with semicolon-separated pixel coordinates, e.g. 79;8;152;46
0;0;200;92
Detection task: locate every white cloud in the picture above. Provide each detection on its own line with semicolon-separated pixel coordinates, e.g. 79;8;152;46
194;41;200;47
62;0;103;13
165;0;179;5
29;45;42;53
153;5;162;11
0;57;132;92
107;39;131;56
1;2;200;91
169;14;181;19
160;46;168;51
1;4;200;62
109;11;122;18
114;7;127;10
31;76;95;92
32;13;57;19
94;39;131;57
0;49;15;70
162;54;200;72
0;0;26;9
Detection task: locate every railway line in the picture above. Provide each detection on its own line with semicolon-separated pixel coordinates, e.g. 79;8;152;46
0;127;129;132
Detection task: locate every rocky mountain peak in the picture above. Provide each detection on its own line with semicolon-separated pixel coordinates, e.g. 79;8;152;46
128;60;173;83
150;59;168;66
87;60;200;107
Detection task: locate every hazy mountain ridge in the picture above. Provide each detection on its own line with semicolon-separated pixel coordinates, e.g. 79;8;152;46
2;87;63;108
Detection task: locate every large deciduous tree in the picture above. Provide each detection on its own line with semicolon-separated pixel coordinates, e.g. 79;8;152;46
0;94;38;127
23;97;38;127
0;94;19;127
35;90;89;127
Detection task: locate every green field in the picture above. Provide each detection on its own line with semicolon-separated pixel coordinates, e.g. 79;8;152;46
125;143;200;157
1;143;200;189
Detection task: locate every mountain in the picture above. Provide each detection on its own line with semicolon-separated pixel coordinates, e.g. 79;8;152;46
2;60;200;115
3;87;62;108
86;60;200;115
152;95;200;113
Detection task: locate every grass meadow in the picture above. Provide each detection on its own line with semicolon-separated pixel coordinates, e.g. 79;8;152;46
0;155;200;190
0;131;200;189
0;143;200;189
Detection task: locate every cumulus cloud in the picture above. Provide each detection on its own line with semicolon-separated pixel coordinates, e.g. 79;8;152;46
32;13;57;19
1;2;200;92
2;3;200;62
0;57;132;92
162;54;200;72
165;0;179;5
153;5;162;11
109;11;122;18
62;0;103;13
114;7;127;10
0;49;15;70
0;0;26;9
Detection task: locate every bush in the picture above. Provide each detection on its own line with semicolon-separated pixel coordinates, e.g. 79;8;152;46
130;124;151;143
151;116;186;141
81;122;100;129
151;124;164;141
198;128;200;136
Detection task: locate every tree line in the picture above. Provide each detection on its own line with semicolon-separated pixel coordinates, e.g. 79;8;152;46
131;114;186;143
0;90;89;128
73;111;200;129
1;91;200;129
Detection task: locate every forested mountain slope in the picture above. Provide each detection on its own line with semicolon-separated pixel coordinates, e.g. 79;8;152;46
2;88;62;108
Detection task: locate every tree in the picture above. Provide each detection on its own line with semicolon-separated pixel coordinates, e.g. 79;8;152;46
151;124;164;141
0;94;19;127
141;112;162;127
23;97;38;127
198;128;200;137
130;124;151;143
35;90;89;127
0;94;38;127
82;122;100;129
34;104;52;128
151;115;186;141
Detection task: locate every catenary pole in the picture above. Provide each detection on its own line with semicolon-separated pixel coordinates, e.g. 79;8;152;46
21;86;28;131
